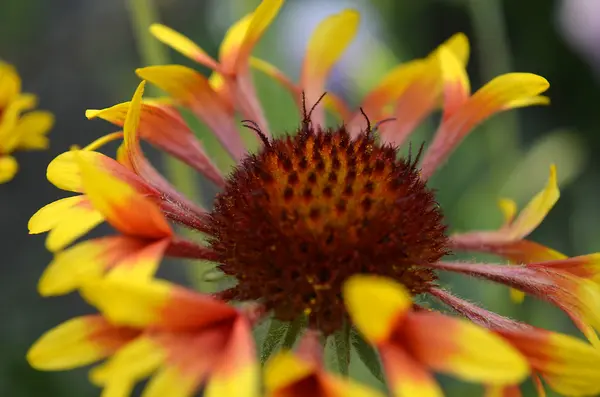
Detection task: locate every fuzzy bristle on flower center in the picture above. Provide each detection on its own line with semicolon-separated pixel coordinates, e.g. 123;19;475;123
206;124;449;334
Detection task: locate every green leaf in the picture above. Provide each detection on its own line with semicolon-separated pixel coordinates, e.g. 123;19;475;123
325;320;351;376
282;316;306;349
259;316;306;365
259;318;289;365
351;327;385;383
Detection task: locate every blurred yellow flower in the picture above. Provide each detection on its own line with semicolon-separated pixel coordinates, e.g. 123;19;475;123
0;61;53;183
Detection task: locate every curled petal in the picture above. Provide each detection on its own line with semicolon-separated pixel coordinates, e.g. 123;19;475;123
27;315;138;371
87;101;224;187
450;165;560;253
81;278;238;330
401;312;529;384
503;164;559;240
76;150;171;239
136;65;247;161
120;81;209;215
28;196;104;252
301;9;360;126
343;275;411;344
149;24;218;70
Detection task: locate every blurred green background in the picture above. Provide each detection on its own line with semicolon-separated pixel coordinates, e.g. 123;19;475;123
2;0;600;396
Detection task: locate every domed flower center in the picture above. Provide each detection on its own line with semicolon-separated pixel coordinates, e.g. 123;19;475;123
206;123;449;334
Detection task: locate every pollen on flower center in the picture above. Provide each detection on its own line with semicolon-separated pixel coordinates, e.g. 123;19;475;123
206;122;449;334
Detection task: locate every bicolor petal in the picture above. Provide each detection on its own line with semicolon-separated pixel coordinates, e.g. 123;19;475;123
378;343;443;397
379;55;441;146
431;261;600;344
265;350;384;397
39;236;167;296
76;150;171;239
343;275;411;343
348;33;468;136
348;59;426;134
431;288;600;397
90;335;165;387
496;328;600;397
29;195;104;252
81;278;238;330
265;352;316;395
142;366;200;397
27;315;138;370
47;150;154;194
438;46;470;121
204;317;259;397
300;9;360;126
217;0;282;136
400;311;529;384
422;55;549;177
443;32;470;67
529;253;600;282
136;65;246;161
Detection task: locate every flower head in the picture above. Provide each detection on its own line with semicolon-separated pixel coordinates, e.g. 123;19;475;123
207;110;448;334
0;61;53;183
27;1;600;396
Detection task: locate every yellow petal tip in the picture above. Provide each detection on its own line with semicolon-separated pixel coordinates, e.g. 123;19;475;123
85;109;101;119
343;275;411;343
